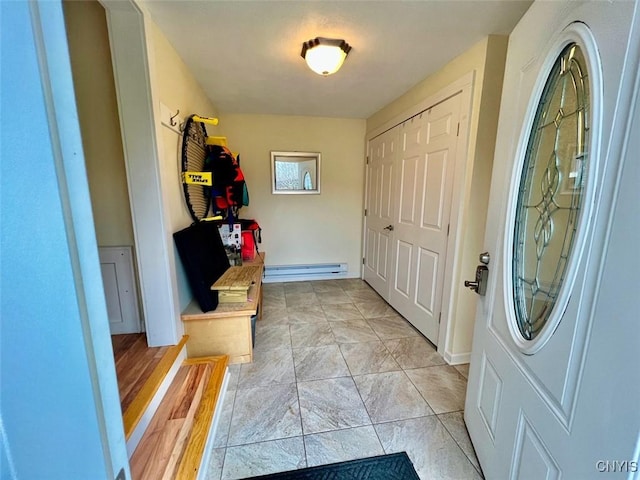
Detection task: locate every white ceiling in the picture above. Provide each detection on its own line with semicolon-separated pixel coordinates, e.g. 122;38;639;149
143;0;532;119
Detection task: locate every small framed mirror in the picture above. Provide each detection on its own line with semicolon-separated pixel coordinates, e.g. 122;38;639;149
271;151;321;194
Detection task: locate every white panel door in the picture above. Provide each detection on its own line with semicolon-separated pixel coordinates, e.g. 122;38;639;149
99;246;141;334
388;94;461;343
363;128;398;295
465;2;639;479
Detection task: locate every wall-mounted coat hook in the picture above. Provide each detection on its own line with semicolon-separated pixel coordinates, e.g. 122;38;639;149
170;109;180;127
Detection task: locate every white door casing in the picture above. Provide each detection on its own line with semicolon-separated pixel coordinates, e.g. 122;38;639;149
388;94;462;344
465;1;640;479
363;128;399;296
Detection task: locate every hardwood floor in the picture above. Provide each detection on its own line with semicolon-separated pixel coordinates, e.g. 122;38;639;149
114;334;229;478
112;333;169;414
130;356;229;480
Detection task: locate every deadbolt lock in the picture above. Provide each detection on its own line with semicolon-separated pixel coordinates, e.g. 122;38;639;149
464;265;489;296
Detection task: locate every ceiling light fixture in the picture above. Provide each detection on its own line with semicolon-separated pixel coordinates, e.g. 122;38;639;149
301;37;352;76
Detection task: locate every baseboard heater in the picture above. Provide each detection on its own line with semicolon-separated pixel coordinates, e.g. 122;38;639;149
263;263;348;283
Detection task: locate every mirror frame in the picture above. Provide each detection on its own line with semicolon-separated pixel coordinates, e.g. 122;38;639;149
270;151;321;195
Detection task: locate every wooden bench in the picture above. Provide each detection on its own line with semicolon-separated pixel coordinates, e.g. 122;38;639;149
180;253;264;364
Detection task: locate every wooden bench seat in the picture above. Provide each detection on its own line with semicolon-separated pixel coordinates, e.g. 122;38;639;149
180;253;264;364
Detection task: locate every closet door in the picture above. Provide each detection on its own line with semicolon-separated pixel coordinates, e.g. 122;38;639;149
389;94;462;344
363;128;398;296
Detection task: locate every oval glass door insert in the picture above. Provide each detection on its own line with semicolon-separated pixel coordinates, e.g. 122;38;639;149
512;43;590;341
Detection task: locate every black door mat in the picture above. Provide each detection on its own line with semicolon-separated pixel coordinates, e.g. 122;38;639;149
241;452;420;480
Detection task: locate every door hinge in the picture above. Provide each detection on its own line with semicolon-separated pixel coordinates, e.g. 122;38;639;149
366;155;369;165
447;224;450;236
456;122;460;137
362;258;365;265
364;209;367;216
438;312;442;324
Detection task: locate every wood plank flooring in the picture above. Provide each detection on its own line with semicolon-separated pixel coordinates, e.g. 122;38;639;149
130;356;229;480
112;333;169;414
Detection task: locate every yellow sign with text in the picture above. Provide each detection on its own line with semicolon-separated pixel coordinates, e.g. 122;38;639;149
182;171;212;186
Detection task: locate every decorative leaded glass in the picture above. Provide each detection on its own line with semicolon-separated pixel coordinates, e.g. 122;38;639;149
512;43;590;341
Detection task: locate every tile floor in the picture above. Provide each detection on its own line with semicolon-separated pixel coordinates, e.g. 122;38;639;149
205;279;482;480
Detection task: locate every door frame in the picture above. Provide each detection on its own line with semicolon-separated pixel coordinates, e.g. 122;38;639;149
363;72;474;356
102;0;180;347
21;1;130;475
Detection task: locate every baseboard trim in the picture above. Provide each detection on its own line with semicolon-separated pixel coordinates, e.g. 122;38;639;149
443;350;471;365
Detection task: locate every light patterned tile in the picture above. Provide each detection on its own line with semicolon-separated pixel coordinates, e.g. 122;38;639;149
262;297;287;311
285;291;319;307
221;437;306;480
226;364;241;391
263;287;285;299
374;416;481;480
260;307;289;325
253;324;291;351
311;280;345;293
454;363;470;379
405;365;468;414
321;303;364;321
293;345;350;381
209;280;482;480
283;281;313;293
304;426;384;467
366;315;420;340
287;305;326;324
354;300;397;319
212;388;236;448
339;279;373;291
383;336;445;369
290;323;335;348
262;283;285;296
316;290;352;305
227;383;301;445
330;320;379;344
204;448;225;480
346;288;383;303
298;377;371;434
238;348;295;388
339;341;401;375
353;371;433;423
438;411;481;471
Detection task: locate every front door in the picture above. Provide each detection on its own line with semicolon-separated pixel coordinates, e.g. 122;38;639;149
388;94;461;344
465;1;639;478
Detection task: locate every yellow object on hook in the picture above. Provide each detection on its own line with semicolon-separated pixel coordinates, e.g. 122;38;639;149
192;115;219;126
205;136;228;147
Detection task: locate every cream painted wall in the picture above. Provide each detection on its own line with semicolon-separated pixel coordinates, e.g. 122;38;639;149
366;35;508;361
146;20;220;310
63;0;134;247
219;114;366;278
450;36;508;358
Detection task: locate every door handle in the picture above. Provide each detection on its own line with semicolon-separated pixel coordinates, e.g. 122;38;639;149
383;225;394;231
465;265;489;296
